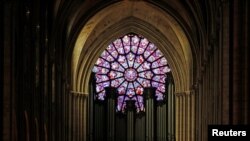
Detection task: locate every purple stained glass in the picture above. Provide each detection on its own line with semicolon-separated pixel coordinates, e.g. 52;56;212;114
124;45;130;53
111;78;124;87
114;39;123;48
92;33;170;113
96;74;109;83
97;91;106;100
122;35;130;46
127;53;135;67
140;38;149;47
101;50;114;61
93;66;109;74
96;81;110;93
117;96;125;111
111;62;124;72
124;68;137;81
153;75;166;83
156;91;164;101
153;66;170;74
131;35;139;46
118;85;126;94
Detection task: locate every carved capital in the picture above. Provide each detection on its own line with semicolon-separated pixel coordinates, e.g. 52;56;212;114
175;92;185;97
175;90;195;97
70;91;88;97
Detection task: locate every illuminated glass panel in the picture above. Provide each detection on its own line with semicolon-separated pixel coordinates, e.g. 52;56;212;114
92;33;171;113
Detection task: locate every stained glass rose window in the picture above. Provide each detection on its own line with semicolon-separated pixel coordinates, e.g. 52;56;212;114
92;33;170;113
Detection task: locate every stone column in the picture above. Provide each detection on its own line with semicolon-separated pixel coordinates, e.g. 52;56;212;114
175;92;184;141
190;90;195;141
83;94;88;141
168;78;175;141
72;93;77;141
105;87;116;141
175;91;195;141
68;92;72;141
144;87;156;141
70;91;88;141
126;100;135;141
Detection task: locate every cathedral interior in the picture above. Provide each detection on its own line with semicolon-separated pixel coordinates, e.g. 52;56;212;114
1;0;249;141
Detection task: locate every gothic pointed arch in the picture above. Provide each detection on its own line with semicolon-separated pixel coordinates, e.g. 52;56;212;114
70;1;196;141
71;1;194;94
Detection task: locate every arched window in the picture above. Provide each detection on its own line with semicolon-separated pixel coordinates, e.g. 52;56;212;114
92;33;170;113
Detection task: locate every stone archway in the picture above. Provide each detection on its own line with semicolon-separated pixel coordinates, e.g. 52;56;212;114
70;1;195;141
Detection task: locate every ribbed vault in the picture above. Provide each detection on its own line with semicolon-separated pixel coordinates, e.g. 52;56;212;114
71;1;193;94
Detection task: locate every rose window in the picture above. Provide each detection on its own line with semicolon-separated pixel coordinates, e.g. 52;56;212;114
92;33;171;113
